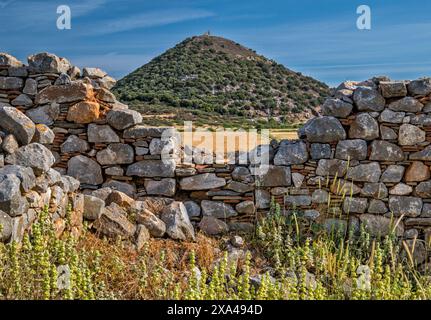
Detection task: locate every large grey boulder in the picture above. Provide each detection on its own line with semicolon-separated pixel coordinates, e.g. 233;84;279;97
389;196;422;217
379;81;407;98
83;195;105;221
379;109;405;124
0;165;36;193
96;143;134;165
201;200;237;219
321;98;353;118
93;203;136;238
87;124;120;143
0;106;35;145
106;109;143;130
381;165;405;183
0;174;29;217
60;135;90;154
316;159;348;177
353;86;385;111
410;145;431;161
256;165;291;187
144;178;176;197
388;97;423;113
343;198;368;214
25;103;60;126
335;139;367;160
135;208;166;238
349;113;379;140
6;143;55;176
67;155;103;185
160;202;195;241
310;143;332;160
180;173;226;190
369;140;404;161
302;116;346;143
360;214;403;237
346;162;381;183
28;52;71;74
407;78;431;96
199;216;228;236
398;124;425;146
274;140;308;165
0;77;23;90
126;159;176;178
0;53;23;67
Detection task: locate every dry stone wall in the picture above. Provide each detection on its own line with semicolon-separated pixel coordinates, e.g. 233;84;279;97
1;52;431;263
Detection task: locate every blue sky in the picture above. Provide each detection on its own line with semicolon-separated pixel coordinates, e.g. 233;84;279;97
1;0;431;86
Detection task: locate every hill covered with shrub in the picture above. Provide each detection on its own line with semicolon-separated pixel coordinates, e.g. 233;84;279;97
113;35;330;128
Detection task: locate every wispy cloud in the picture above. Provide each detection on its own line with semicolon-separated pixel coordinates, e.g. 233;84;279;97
85;8;215;35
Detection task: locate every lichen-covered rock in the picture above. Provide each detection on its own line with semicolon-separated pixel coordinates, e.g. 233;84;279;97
2;134;19;154
28;52;71;74
311;189;329;204
349;113;379;140
0;174;29;217
231;166;254;183
405;161;430;182
284;195;312;207
0;210;12;242
25;103;60;126
199;216;228;236
135;208;166;238
335;139;367;161
303;116;346;143
160;202;195;241
134;225;150;251
127;159;176;178
415;181;431;198
353;86;385;111
346;162;381;183
389;196;422;217
67;155;103;185
390;183;413;196
0;77;23;90
0;165;36;193
388;97;423;113
201;200;237;219
379;81;407;98
407;78;431;96
83;195;105;220
360;214;403;237
321;98;353;118
274;140;308;165
226;181;254;193
380;165;405;183
35;82;93;104
310;143;331;160
380;126;398;140
184;200;201;218
179;173;226;190
367;199;388;214
6;143;55;176
106;109;143;130
316;159;348;177
67;101;100;124
361;183;388;199
369;140;404;161
96;143;134;165
11;94;33;108
33;124;55;144
93;203;136;238
144;178;176;197
235;201;255;215
398;124;426;146
87;124;120;143
379;109;405;123
256;165;291;187
60;135;90;154
0;106;35;145
102;180;136;198
0;53;23;68
343;197;368;214
83;67;107;79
